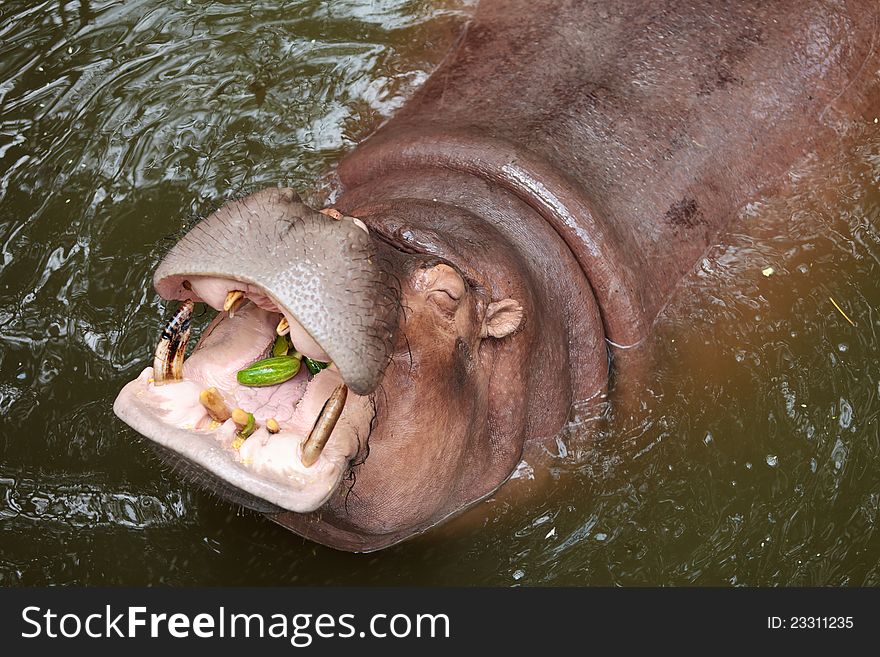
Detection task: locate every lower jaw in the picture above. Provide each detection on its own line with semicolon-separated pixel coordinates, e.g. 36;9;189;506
270;487;492;553
114;367;357;512
146;442;289;514
269;509;417;553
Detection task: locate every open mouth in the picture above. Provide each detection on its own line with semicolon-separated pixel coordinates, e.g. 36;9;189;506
113;275;361;513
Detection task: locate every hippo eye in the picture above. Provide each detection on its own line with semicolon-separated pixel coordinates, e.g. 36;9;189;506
427;289;461;315
418;262;466;314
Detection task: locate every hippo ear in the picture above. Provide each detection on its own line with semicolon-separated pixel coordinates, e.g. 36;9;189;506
481;298;524;339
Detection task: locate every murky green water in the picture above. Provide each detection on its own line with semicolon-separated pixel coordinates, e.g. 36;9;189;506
1;0;878;586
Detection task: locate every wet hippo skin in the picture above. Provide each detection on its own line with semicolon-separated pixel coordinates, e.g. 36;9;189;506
338;0;880;347
114;0;880;551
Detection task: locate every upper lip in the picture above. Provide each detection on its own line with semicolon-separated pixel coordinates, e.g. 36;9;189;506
151;199;400;397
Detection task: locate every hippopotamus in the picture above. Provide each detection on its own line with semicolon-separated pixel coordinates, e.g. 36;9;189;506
113;0;880;551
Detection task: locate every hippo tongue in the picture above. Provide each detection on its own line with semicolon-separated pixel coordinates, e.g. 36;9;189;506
152;187;401;396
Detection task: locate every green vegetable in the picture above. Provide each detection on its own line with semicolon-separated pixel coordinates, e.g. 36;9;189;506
303;356;330;376
235;411;255;438
236;355;301;387
272;335;289;357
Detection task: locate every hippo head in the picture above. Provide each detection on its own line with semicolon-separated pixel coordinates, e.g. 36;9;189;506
114;187;530;551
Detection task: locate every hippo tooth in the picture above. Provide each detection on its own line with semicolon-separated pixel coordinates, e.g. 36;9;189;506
198;387;231;422
276;316;290;336
152;301;194;385
301;384;348;468
231;407;249;427
223;289;245;317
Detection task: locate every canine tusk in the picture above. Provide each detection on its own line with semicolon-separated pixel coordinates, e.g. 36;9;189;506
276;316;290;336
301;385;347;467
152;301;194;385
224;290;245;317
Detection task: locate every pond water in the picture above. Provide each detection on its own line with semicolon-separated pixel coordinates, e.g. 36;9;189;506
1;0;877;585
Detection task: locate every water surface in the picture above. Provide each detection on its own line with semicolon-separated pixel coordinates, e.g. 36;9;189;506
1;0;878;585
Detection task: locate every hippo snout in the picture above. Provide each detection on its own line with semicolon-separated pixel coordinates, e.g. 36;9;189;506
154;187;400;395
113;188;401;515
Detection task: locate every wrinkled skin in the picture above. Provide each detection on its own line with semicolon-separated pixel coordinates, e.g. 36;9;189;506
114;0;880;551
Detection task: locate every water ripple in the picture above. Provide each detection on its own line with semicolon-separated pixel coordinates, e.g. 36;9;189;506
0;0;876;585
